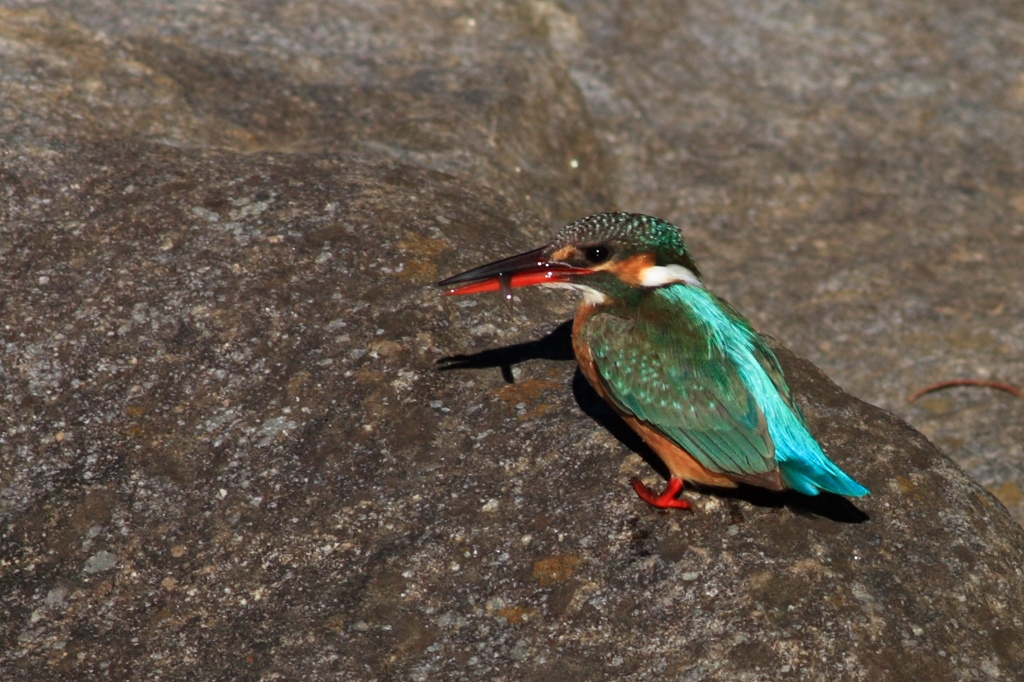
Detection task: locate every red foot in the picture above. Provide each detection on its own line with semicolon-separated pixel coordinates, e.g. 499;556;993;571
630;477;691;510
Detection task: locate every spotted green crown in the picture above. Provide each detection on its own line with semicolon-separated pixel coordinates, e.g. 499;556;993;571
551;212;702;275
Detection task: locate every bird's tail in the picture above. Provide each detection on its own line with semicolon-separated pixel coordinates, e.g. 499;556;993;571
779;455;869;497
768;403;869;497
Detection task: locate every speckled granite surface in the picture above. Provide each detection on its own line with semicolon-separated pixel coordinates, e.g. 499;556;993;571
1;2;1022;679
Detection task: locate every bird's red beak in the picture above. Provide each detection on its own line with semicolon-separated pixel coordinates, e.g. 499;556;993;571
437;246;594;296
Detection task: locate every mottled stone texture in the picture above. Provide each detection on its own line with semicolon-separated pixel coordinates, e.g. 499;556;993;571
1;1;1022;680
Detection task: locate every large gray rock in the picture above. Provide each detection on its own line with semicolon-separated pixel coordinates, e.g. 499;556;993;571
1;1;1022;680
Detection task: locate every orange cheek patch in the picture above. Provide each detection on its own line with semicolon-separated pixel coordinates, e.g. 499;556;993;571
551;245;576;261
609;253;655;286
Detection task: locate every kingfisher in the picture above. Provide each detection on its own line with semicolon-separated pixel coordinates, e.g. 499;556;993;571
437;212;868;509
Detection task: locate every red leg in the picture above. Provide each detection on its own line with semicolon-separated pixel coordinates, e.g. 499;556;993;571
630;477;691;510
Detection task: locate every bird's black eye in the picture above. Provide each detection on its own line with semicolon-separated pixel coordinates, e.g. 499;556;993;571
582;244;613;264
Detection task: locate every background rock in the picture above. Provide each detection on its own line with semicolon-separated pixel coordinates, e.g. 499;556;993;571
1;1;1022;680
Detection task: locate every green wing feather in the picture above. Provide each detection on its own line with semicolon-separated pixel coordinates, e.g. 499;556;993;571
580;290;777;478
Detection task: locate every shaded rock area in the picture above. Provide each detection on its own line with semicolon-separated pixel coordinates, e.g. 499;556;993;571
1;1;1022;680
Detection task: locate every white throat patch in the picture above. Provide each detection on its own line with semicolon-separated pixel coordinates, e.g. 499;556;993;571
542;281;609;305
638;264;703;288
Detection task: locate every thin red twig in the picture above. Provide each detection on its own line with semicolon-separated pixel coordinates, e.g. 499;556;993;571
908;379;1023;403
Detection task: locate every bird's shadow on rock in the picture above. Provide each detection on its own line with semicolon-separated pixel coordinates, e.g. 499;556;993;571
437;320;868;524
